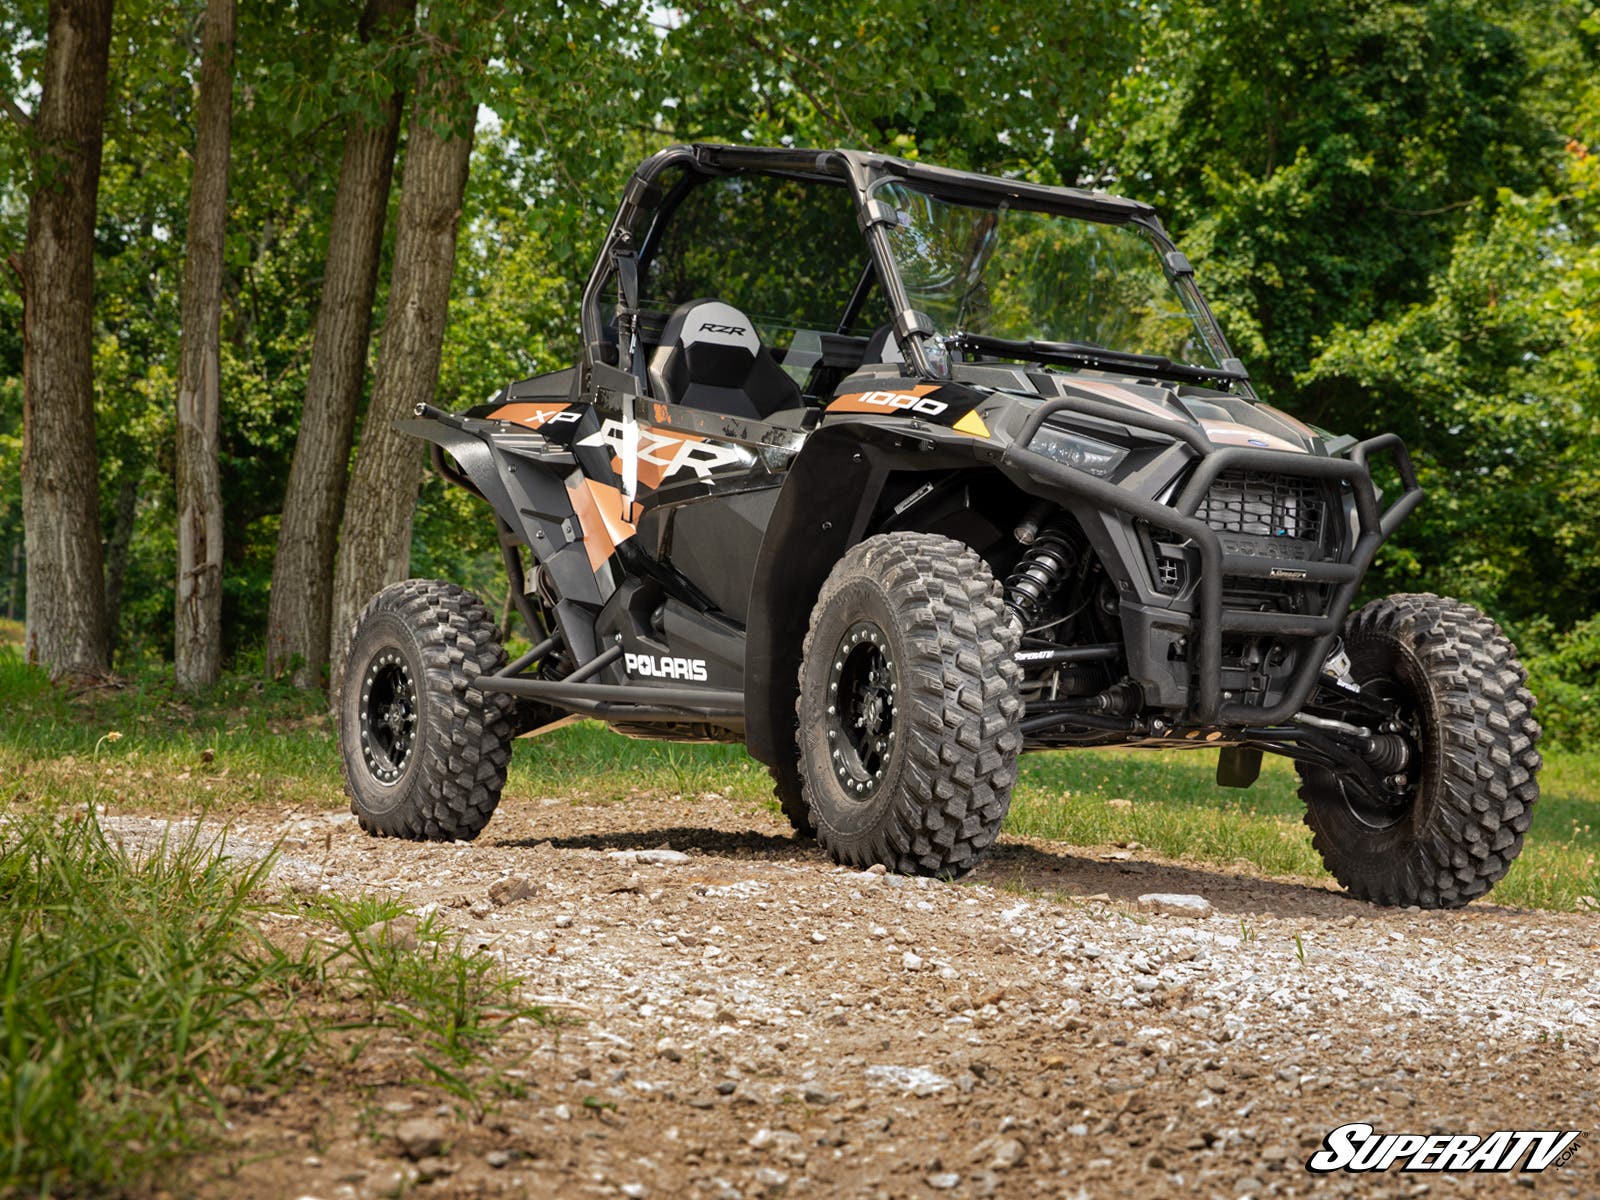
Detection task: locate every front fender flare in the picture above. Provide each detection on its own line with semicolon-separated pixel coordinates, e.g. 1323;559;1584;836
742;419;990;767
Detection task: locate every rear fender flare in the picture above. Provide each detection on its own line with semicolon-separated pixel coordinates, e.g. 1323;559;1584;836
396;418;609;622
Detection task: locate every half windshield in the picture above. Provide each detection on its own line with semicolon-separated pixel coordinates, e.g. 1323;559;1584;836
872;180;1230;372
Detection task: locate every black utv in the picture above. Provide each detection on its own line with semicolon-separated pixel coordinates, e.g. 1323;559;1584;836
339;144;1541;909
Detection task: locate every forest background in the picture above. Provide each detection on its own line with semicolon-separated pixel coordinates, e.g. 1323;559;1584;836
3;0;1598;745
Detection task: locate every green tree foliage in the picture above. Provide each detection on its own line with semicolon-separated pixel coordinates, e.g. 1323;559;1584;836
654;0;1139;177
1101;0;1558;400
1302;100;1600;740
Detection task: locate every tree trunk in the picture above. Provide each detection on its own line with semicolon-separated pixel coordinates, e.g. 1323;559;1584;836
173;0;235;692
17;0;115;682
266;0;414;689
329;40;475;682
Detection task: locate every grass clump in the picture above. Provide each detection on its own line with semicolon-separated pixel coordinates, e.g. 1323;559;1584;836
0;810;309;1195
300;895;548;1111
0;808;549;1195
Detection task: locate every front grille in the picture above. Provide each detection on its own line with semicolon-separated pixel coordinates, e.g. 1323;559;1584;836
1198;471;1327;545
1142;471;1341;599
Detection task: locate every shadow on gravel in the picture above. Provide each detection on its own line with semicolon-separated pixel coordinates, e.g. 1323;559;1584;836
494;823;1531;924
496;824;1359;917
974;840;1361;919
493;826;815;861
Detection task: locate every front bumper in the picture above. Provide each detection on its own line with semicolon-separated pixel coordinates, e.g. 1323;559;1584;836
1001;397;1423;725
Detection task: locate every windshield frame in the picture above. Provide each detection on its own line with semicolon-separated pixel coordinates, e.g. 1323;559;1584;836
581;144;1248;395
862;182;1246;390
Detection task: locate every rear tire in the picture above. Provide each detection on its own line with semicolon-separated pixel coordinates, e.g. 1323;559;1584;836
769;762;814;837
796;533;1023;877
1297;593;1541;908
339;580;516;841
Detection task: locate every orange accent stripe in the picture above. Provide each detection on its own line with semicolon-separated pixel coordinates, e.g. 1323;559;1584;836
565;477;637;572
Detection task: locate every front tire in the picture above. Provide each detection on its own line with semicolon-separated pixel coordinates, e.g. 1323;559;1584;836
339;580;517;841
796;533;1023;877
1298;593;1541;907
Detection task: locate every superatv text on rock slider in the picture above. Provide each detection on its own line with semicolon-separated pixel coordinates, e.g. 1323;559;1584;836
338;144;1541;909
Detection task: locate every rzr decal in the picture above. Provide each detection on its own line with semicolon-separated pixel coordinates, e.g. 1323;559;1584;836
490;401;583;431
579;419;749;488
828;385;949;416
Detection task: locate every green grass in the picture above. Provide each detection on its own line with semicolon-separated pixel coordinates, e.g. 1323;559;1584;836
0;796;545;1195
1;648;1595;910
0;810;309;1193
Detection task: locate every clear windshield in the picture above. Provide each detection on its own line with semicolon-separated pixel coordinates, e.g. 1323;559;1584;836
872;180;1229;370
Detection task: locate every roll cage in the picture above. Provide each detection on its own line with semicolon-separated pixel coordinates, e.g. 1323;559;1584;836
578;143;1224;391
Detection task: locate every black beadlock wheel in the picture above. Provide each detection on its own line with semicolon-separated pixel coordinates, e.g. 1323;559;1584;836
796;532;1023;877
1297;593;1542;908
339;579;517;841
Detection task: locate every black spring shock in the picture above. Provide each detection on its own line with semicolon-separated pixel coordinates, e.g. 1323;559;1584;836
1004;527;1078;629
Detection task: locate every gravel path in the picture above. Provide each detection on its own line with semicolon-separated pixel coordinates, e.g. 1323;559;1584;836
104;792;1597;1199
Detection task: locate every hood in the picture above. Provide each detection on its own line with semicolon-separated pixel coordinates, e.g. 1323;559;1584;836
950;363;1324;454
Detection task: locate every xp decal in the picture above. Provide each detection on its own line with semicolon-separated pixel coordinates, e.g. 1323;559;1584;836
490;401;581;431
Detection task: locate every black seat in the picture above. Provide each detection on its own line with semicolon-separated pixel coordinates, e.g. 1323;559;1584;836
862;323;905;366
648;299;802;420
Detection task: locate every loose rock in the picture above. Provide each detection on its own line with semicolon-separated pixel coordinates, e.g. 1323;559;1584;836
1137;893;1215;918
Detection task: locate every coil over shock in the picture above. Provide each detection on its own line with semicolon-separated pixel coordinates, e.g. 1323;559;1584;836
1004;524;1078;629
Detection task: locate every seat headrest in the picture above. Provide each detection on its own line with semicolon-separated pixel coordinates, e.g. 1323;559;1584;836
648;298;803;420
863;323;905;365
665;300;759;355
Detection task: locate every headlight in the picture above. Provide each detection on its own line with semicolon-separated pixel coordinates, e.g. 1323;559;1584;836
1028;424;1127;477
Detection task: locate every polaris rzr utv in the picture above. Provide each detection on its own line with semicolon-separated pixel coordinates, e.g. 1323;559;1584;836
339;144;1541;909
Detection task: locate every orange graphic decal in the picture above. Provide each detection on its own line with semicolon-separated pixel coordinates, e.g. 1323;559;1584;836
492;402;581;430
566;476;638;572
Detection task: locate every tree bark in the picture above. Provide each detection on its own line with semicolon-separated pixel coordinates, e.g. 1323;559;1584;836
18;0;115;682
266;0;415;689
173;0;235;691
329;37;475;681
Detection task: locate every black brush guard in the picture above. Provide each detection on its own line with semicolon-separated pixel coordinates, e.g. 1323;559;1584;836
1002;398;1424;726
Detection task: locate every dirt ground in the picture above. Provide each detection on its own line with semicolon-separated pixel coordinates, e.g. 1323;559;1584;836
108;788;1597;1200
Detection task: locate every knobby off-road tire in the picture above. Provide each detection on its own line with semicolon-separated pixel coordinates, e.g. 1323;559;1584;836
769;763;814;838
339;580;517;841
796;532;1023;877
1298;593;1541;908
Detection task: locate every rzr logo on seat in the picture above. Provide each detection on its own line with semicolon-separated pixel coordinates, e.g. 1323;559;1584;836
624;652;708;681
698;322;746;336
845;389;949;416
